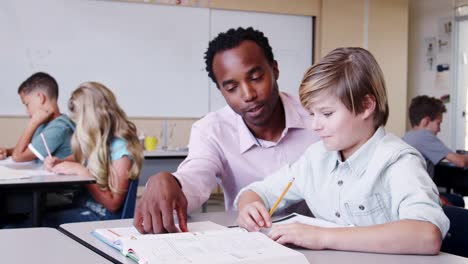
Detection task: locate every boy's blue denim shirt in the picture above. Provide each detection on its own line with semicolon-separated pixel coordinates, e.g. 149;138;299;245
236;127;450;237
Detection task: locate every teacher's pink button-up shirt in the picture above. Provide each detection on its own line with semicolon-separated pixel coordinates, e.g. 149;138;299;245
173;92;319;212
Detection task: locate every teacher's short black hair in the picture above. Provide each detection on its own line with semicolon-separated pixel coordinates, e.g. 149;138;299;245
204;27;275;88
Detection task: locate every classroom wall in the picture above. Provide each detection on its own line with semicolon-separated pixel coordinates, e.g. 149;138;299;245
0;0;409;147
321;0;409;136
320;0;365;55
210;0;320;16
407;0;453;147
0;116;195;150
369;0;409;136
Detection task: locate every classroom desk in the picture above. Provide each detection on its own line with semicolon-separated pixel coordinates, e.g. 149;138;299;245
59;211;468;264
0;162;95;227
142;149;214;212
143;149;188;159
0;227;112;264
140;149;188;185
434;161;468;195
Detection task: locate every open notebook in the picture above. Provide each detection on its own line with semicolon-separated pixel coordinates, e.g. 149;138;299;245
92;221;309;264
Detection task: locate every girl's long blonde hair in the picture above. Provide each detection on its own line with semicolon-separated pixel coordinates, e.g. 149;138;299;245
68;82;143;193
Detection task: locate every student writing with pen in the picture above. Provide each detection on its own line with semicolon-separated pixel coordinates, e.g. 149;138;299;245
0;73;75;229
235;48;449;255
0;72;75;162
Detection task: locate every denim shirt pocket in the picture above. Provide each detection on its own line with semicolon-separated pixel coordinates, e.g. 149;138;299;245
344;193;390;226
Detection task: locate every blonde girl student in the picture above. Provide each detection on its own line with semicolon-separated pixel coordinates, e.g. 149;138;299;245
43;82;143;226
235;47;449;255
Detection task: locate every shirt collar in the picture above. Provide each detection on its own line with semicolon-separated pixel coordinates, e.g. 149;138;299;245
281;93;308;130
237;93;308;154
330;126;386;178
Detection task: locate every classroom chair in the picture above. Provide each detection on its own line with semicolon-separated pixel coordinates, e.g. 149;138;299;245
121;179;139;219
441;205;468;258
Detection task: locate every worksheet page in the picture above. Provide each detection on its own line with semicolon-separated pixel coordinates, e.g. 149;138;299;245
121;228;308;264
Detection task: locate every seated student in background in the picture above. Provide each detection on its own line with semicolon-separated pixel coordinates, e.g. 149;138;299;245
403;95;468;172
0;72;75;161
42;82;143;227
134;27;319;234
236;47;449;255
403;95;466;207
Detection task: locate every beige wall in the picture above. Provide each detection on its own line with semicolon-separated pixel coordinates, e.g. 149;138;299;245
320;0;365;56
369;0;408;136
0;0;409;147
321;0;409;136
407;0;453;146
132;118;196;149
0;117;29;148
210;0;319;16
0;116;196;149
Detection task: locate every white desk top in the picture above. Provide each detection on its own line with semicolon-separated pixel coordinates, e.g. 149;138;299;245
61;218;135;264
0;157;38;167
0;158;95;187
144;149;188;158
0;173;95;187
60;211;468;264
0;227;112;263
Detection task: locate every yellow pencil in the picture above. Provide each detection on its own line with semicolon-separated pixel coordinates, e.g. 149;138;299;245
107;229;121;237
269;177;295;216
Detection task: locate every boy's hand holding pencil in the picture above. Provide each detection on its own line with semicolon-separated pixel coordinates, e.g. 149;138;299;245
237;177;295;232
237;198;272;232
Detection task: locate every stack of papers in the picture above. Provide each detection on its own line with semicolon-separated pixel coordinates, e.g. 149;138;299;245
93;221;309;264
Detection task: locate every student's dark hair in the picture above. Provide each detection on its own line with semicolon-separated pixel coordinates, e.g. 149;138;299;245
204;27;275;88
408;95;446;127
18;72;59;100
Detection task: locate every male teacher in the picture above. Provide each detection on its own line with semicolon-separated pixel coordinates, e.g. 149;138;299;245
134;27;319;233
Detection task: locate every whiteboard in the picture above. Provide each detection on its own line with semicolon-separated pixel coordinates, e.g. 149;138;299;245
0;0;210;117
0;1;313;117
209;9;313;111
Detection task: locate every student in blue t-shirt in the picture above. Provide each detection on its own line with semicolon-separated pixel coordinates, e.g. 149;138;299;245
0;72;75;161
42;82;143;227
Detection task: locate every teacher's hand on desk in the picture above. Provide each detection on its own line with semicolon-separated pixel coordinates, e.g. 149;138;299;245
0;147;8;160
133;172;188;234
